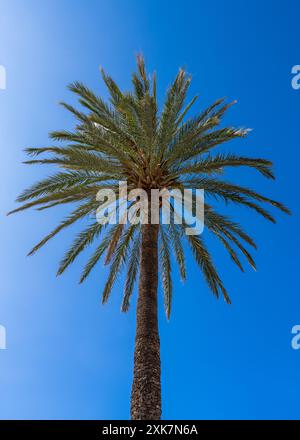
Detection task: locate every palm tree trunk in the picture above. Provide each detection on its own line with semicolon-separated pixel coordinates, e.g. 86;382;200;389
130;223;161;420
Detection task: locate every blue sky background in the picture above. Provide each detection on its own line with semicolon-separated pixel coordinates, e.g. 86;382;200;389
0;0;300;420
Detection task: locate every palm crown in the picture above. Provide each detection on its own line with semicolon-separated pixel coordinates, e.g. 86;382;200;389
9;56;290;319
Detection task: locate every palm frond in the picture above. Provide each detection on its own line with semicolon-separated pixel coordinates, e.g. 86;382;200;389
57;222;103;276
121;230;141;312
27;201;95;256
102;225;137;303
185;178;290;214
186;232;231;304
159;226;173;319
16;171;108;202
100;68;124;106
168;222;186;281
178;154;274;179
104;224;124;265
79;224;121;283
157;68;191;159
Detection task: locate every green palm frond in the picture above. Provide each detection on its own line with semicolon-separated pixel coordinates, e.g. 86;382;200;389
121;230;141;312
210;228;245;272
157;69;191;160
186;233;231;304
16;171;109;202
184;178;290;214
204;204;257;248
102;225;137;303
79;229;114;284
187;181;276;222
100;68;124;106
27;201;96;256
57;222;103;276
177;154;275;179
104;224;124;265
159;226;173;319
168;221;186;281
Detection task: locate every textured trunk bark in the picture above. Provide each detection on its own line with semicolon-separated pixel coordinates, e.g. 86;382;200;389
130;223;161;420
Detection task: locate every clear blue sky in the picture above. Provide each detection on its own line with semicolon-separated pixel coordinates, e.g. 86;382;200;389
0;0;299;420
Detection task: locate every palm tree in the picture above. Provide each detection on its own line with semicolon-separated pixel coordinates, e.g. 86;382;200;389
9;56;290;420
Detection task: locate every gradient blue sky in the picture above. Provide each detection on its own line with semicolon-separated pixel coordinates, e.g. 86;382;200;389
1;0;300;420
